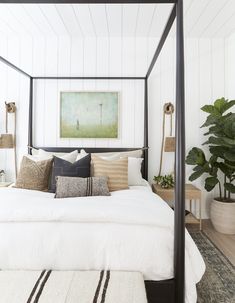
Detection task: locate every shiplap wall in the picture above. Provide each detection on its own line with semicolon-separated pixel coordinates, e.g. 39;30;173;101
149;37;229;219
33;79;144;148
0;34;233;219
225;32;235;99
0;36;30;181
32;36;148;148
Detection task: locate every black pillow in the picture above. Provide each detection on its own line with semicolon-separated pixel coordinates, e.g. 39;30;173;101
49;154;91;193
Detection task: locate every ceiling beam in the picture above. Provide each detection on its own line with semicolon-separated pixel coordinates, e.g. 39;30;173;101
0;1;176;3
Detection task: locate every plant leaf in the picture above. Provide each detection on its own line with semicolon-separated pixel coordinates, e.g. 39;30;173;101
224;152;235;162
222;137;235;146
209;146;229;157
186;147;206;166
214;98;227;114
224;183;235;193
222;100;235;114
201;114;218;128
189;169;205;181
214;162;232;177
201;105;218;115
205;177;219;192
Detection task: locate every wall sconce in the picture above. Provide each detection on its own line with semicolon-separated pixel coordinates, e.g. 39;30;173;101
0;134;14;149
158;102;175;176
0;102;17;178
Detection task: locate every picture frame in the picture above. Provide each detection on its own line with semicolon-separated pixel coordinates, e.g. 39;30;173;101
60;91;119;139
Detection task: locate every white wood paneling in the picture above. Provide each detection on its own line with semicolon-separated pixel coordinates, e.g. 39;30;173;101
148;36;228;219
0;66;29;181
33;79;144;149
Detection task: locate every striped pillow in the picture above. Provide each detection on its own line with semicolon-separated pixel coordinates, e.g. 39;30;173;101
92;156;128;192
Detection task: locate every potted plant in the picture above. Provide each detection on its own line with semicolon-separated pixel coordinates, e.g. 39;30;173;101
186;98;235;234
154;174;174;189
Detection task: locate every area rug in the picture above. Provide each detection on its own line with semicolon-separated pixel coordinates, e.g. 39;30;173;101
0;270;147;303
190;231;235;303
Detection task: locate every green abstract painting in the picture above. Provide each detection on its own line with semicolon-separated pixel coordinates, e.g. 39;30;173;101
60;91;119;138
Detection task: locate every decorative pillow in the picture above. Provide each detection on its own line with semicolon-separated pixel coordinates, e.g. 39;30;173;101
49;154;91;193
127;157;144;186
29;149;78;163
92;156;128;192
93;149;142;158
39;149;78;163
82;149;143;159
55;176;110;198
15;156;53;191
76;149;88;161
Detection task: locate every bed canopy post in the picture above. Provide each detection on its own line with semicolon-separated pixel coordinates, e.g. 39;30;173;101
144;78;149;180
28;77;33;154
174;0;185;302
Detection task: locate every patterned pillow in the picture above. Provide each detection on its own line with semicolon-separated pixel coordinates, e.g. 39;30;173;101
92;155;128;192
55;176;110;198
49;154;91;193
15;156;53;191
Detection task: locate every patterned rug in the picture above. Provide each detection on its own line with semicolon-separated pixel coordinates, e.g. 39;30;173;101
190;231;235;303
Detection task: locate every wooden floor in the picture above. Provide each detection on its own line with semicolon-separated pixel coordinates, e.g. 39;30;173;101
188;219;235;266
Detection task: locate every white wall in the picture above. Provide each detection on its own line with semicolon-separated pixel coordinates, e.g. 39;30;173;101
149;37;232;219
0;36;30;181
225;32;235;99
33;79;144;148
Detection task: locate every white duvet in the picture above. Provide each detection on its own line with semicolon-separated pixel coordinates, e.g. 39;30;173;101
0;185;205;303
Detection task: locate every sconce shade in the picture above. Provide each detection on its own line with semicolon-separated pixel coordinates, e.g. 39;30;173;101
164;137;175;152
0;134;14;149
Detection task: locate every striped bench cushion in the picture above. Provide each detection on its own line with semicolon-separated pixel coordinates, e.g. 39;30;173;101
0;270;147;303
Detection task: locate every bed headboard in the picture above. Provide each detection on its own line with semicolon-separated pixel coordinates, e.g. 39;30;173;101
32;146;149;180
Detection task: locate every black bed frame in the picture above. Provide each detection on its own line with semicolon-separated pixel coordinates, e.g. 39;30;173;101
0;1;185;302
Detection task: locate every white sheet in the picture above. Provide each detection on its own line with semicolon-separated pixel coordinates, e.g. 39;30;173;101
0;184;205;303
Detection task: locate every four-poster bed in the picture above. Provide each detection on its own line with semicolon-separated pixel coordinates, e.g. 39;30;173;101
0;1;187;302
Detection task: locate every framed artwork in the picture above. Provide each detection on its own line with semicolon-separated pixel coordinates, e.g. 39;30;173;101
60;91;119;139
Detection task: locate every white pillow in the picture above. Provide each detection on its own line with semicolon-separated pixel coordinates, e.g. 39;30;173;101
28;149;78;163
96;154;144;186
128;157;144;186
76;149;88;161
83;149;143;158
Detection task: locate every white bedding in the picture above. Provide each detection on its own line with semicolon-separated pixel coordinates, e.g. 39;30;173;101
0;184;205;303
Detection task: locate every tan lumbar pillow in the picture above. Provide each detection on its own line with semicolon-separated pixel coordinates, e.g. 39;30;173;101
92;155;128;192
15;156;53;191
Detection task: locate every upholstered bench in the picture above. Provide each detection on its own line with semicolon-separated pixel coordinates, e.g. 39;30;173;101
0;270;148;303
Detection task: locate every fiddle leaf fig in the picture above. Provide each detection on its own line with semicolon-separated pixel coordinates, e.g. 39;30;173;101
186;98;235;201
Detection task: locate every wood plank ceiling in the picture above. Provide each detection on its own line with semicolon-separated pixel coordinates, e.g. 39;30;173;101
0;0;235;76
0;1;235;38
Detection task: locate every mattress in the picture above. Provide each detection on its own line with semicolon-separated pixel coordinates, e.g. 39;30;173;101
0;183;205;303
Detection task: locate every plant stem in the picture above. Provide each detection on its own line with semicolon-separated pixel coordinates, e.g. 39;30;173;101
224;174;227;200
228;178;231;201
218;181;222;200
